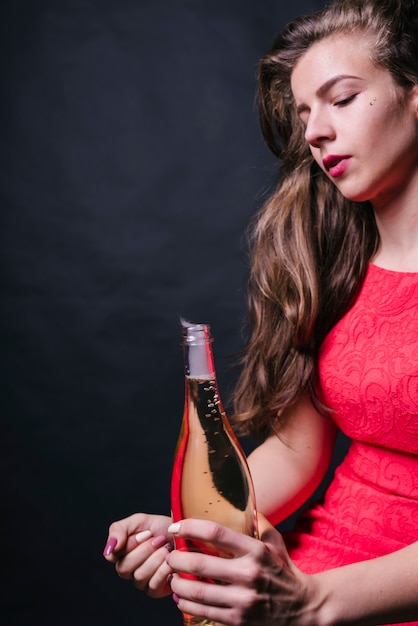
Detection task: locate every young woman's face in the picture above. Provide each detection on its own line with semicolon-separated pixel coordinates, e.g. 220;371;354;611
291;32;418;210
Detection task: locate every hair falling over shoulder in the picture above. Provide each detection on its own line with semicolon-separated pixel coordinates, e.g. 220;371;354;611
233;0;418;440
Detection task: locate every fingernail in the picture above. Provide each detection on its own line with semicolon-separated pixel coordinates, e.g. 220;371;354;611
150;535;167;549
135;529;153;543
167;573;173;586
172;593;180;604
167;521;181;534
103;537;117;557
165;542;174;552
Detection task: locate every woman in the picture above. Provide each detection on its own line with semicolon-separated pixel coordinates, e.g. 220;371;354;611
103;0;418;623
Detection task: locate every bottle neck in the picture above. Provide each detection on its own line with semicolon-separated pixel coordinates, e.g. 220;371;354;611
181;322;215;379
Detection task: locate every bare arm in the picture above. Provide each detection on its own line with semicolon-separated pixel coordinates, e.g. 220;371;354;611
315;540;418;625
248;395;338;525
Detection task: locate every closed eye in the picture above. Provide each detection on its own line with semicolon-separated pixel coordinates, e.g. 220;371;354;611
334;94;357;107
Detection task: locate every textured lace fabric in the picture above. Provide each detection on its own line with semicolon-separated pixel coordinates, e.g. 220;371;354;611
285;264;418;625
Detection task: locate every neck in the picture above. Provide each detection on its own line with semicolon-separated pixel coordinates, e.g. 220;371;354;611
371;178;418;272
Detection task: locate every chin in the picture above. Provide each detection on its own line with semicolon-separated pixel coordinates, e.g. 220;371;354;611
338;186;372;203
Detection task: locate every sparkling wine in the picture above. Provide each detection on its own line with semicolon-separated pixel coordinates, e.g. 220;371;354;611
171;321;258;626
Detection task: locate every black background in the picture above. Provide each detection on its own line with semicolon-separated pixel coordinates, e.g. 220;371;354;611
0;1;337;624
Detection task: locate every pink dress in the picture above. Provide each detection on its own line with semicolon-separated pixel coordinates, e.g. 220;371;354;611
285;264;418;624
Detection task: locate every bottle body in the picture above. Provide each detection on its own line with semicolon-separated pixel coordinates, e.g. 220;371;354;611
170;322;258;625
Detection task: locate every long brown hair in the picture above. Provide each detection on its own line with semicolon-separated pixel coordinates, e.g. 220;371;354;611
233;0;418;439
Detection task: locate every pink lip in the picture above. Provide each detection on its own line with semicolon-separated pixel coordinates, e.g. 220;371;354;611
323;154;351;178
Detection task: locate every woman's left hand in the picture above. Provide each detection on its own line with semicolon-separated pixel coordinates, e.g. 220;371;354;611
167;514;322;626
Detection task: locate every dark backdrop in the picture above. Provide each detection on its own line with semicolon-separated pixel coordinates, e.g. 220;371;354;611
1;1;333;624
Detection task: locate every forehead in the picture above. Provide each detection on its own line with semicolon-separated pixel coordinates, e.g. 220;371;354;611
290;32;379;100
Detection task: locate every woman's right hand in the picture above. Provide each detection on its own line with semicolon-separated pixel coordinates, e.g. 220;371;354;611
103;513;174;598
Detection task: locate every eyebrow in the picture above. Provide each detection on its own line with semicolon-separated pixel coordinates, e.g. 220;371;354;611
295;74;363;115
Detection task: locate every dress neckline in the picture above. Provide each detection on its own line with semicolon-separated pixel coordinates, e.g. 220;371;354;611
368;262;418;277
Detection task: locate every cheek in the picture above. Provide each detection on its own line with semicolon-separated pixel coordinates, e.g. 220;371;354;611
310;146;325;171
371;104;411;143
370;112;417;162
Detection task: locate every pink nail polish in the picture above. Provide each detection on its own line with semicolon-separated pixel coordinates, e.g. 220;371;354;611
172;593;180;604
103;537;117;557
150;535;168;549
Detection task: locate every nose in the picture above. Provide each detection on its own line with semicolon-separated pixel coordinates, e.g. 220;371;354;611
304;109;335;148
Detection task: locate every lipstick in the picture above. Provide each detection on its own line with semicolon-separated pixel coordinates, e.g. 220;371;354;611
323;154;351;177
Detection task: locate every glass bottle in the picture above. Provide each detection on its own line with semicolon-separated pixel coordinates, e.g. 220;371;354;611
170;320;258;626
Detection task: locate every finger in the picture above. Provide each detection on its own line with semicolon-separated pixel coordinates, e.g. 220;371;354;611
117;535;172;582
170;575;242;625
171;572;239;608
122;529;154;559
146;559;174;598
168;519;259;558
104;513;171;561
131;546;170;588
169;545;264;587
255;512;292;564
103;537;118;558
174;594;233;626
104;529;151;562
257;512;277;539
104;513;150;560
